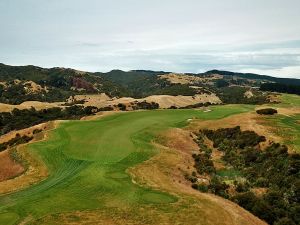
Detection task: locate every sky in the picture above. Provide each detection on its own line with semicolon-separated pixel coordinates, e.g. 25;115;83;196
0;0;300;78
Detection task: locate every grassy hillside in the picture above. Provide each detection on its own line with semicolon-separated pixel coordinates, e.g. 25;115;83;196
1;63;300;105
0;106;258;225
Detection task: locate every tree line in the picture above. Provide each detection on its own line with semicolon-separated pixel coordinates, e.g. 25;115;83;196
0;106;98;136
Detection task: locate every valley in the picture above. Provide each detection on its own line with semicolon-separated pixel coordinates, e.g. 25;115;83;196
0;105;267;225
0;64;299;225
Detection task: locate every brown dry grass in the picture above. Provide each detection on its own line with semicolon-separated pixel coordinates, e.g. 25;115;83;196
189;111;282;149
0;121;58;195
0;101;63;113
0;150;24;182
127;128;266;225
23;81;48;94
0;122;49;144
74;93;222;109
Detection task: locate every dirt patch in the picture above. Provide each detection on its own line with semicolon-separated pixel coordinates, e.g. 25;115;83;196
0;150;24;182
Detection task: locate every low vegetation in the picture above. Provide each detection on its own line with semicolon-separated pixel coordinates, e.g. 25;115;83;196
261;82;300;96
2;63;299;107
0;105;98;135
0;133;33;152
217;86;268;104
132;101;159;110
189;126;300;225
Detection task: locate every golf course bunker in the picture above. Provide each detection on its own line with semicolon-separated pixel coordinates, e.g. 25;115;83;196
140;191;178;204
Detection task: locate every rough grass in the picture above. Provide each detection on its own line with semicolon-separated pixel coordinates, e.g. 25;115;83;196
279;94;300;107
263;114;300;153
0;106;255;224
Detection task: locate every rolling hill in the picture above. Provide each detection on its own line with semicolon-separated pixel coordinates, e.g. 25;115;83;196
1;63;299;105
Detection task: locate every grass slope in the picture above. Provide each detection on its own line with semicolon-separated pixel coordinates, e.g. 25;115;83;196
264;94;300;152
263;114;300;153
0;105;254;224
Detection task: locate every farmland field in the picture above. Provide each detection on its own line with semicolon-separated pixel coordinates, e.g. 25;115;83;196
0;105;262;225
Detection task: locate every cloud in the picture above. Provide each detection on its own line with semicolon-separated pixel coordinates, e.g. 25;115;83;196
0;0;299;78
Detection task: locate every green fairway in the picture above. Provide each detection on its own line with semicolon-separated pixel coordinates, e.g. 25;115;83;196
0;106;254;224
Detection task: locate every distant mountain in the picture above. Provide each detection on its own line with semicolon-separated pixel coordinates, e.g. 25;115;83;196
0;63;299;105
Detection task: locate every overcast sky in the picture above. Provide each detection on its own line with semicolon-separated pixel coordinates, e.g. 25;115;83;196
0;0;300;78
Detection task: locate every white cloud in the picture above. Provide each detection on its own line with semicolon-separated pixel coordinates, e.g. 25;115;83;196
239;66;300;78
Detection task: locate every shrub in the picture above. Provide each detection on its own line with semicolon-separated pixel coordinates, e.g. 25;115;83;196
256;108;278;115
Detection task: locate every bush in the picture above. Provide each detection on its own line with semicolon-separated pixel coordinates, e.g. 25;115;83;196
200;127;300;225
132;101;159;110
117;103;126;111
256;108;278;115
0;106;98;135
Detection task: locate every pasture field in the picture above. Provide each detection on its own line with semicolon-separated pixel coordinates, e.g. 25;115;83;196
0;105;259;225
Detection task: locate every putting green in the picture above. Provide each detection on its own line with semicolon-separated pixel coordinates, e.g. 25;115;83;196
0;106;253;224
